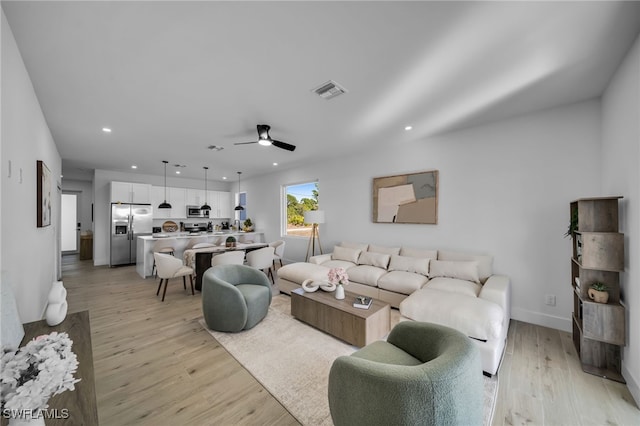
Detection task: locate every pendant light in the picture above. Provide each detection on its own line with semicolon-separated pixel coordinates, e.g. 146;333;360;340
201;166;211;211
234;171;245;211
158;160;172;209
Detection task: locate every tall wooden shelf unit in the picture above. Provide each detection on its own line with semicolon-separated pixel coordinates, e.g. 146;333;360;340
570;196;626;383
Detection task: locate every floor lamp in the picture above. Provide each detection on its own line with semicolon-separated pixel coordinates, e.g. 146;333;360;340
304;210;325;262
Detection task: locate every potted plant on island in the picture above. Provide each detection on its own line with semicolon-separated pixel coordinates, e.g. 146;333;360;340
243;218;254;232
225;236;236;248
588;282;609;304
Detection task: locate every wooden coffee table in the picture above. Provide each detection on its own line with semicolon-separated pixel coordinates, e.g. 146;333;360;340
290;287;391;347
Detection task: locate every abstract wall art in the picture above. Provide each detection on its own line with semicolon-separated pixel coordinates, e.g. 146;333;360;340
373;170;438;224
37;160;52;227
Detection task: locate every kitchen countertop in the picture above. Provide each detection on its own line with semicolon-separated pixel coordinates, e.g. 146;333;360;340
140;231;263;240
136;231;265;278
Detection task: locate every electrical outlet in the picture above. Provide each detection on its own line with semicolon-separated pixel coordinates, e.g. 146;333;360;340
545;294;556;306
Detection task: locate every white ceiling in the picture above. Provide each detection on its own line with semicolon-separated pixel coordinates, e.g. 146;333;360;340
3;1;640;182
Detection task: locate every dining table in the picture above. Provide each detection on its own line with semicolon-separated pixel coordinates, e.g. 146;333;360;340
184;242;269;291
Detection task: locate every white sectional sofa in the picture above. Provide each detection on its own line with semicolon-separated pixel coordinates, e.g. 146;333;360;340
276;242;510;375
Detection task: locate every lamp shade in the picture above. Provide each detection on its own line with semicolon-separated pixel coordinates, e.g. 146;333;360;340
304;210;325;224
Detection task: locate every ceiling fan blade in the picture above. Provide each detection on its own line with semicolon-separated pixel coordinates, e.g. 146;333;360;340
234;141;258;145
272;140;296;152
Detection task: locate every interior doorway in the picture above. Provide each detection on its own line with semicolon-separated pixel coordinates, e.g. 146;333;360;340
61;193;78;253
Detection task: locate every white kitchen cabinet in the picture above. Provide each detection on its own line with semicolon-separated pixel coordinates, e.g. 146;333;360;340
111;181;152;204
151;186;187;219
186;189;206;207
216;191;231;218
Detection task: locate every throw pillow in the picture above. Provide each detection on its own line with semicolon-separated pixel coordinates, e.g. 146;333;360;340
429;260;480;284
357;251;391;268
332;246;361;263
399;247;438;259
340;242;369;251
388;255;430;276
437;250;493;282
367;244;401;255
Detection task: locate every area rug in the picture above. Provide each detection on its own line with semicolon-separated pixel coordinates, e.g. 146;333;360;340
201;296;498;425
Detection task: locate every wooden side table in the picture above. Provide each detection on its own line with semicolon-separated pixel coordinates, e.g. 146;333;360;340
1;311;99;425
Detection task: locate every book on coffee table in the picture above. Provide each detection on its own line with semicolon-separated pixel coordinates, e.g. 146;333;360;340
353;295;372;309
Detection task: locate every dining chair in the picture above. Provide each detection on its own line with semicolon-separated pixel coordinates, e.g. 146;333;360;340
185;237;209;250
245;246;275;284
269;240;286;268
152;239;175;277
154;253;194;302
211;251;245;266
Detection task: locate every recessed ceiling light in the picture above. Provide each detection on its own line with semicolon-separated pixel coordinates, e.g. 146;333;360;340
273;162;278;166
404;125;413;131
222;176;227;180
175;171;181;175
102;127;111;133
131;165;137;169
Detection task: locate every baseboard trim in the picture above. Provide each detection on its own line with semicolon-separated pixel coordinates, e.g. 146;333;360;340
511;307;572;332
623;365;640;407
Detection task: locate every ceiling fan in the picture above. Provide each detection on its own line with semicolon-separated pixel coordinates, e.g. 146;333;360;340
234;124;296;152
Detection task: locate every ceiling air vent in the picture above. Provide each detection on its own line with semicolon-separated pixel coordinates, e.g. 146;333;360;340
312;80;347;100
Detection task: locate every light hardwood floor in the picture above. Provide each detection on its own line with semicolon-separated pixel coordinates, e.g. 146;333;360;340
61;255;639;425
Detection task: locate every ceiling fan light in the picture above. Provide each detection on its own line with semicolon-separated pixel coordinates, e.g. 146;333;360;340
258;139;272;146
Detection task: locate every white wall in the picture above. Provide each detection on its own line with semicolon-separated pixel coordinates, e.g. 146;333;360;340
1;11;62;322
601;34;640;405
246;100;601;331
93;169;231;265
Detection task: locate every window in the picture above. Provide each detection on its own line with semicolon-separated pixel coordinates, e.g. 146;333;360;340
283;181;318;237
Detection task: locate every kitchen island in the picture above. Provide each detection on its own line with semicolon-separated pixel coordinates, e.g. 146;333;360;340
136;231;264;278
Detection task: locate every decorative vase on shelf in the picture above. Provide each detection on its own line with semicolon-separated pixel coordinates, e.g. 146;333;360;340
45;281;67;326
588;288;609;304
335;284;345;300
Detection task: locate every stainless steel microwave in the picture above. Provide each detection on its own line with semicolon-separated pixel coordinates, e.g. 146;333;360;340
186;206;209;218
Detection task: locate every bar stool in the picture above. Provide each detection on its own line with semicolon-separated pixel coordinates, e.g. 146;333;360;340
152;240;175;277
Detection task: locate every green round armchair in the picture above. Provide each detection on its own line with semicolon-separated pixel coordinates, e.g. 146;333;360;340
202;264;272;332
328;321;483;426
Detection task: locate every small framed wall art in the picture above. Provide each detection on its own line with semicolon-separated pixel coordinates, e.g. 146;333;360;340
373;170;438;224
37;160;52;227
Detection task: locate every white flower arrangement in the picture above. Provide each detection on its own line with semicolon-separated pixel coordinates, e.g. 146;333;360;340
328;267;349;286
1;332;80;411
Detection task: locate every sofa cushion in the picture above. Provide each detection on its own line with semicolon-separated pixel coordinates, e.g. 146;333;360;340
399;247;438;259
347;265;388;287
425;277;481;298
358;251;391;269
438;251;493;283
429;260;480;284
340;242;369;251
277;262;329;284
367;244;401;256
322;260;357;270
378;271;428;295
388;255;430;276
332;246;362;263
399;287;503;340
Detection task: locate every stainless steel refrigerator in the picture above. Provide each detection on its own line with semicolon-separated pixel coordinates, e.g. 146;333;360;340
110;203;153;266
